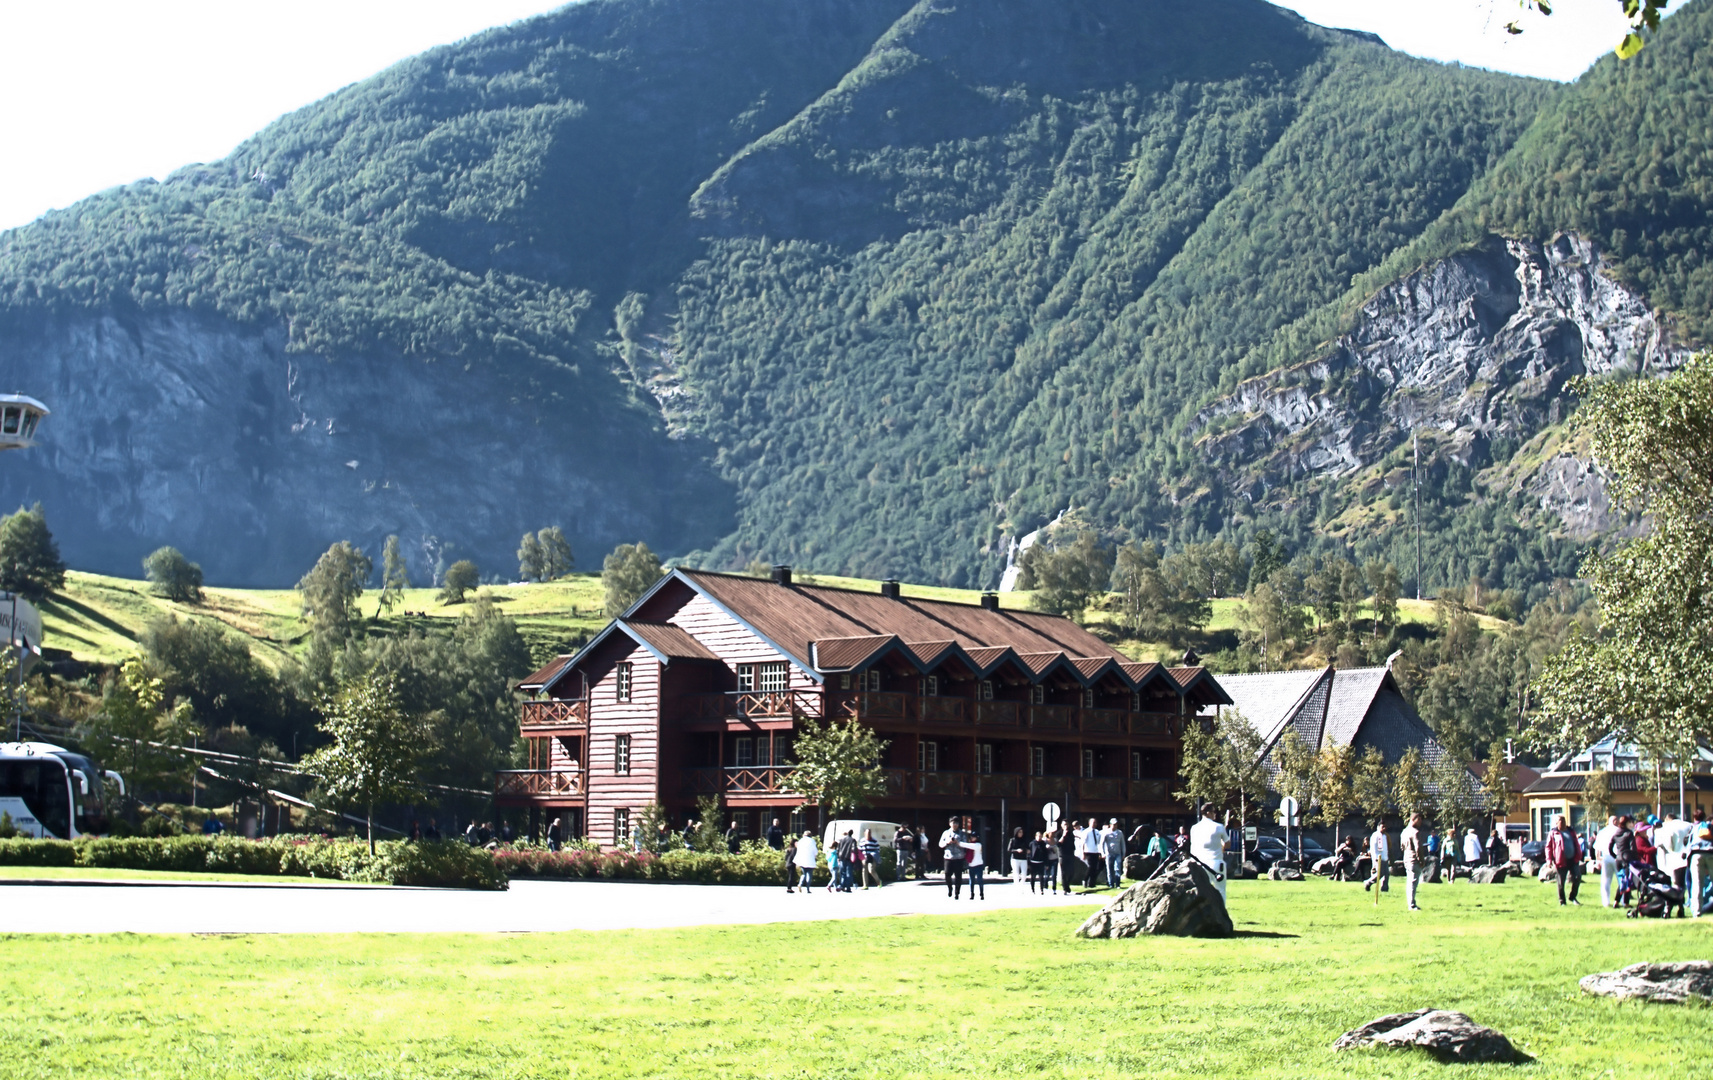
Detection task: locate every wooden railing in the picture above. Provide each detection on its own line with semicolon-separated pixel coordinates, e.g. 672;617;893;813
521;699;587;730
1129;712;1175;736
974;701;1019;727
690;691;824;720
1079;777;1126;801
974;773;1022;797
681;766;796;796
1028;776;1072;799
1130;779;1171;802
836;692;910;720
1079;708;1126;734
494;768;584;798
1028;705;1076;730
918;696;967;724
917;772;967;797
882;768;910;798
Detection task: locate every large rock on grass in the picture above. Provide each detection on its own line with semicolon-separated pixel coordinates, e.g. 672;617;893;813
1269;865;1304;881
1076;857;1233;939
1124;853;1159;881
1468;864;1509;884
1580;962;1713;1004
1333;1010;1525;1063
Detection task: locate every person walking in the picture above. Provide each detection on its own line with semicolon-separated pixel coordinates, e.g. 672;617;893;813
835;829;858;892
1400;812;1425;910
1145;827;1171;869
766;817;785;850
1046;822;1067;894
725;820;741;855
1595;815;1621;907
964;833;987;900
939;817;969;899
1546;813;1582;906
1008;827;1029;885
792;831;818;894
1612;816;1640;907
1486;826;1504;867
1027;830;1051;894
1424;828;1441;883
1079;817;1105;893
547;816;563;853
783;831;798;893
894;824;915;882
1364;820;1391;893
918;827;933;879
1102;818;1127;889
1460;827;1484;878
860;828;883;890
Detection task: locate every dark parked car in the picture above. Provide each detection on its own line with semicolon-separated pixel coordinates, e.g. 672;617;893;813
1519;839;1545;862
1250;835;1330;868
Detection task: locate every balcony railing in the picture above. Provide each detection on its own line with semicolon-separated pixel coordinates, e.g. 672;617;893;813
974;701;1019;727
1129;712;1175;736
1130;778;1171;802
1028;704;1076;731
690;691;824;721
836;692;910;720
521;699;587;731
682;766;797;796
1079;777;1126;801
918;696;967;724
918;772;967;797
1080;708;1126;734
495;768;584;799
974;773;1021;797
1028;776;1073;799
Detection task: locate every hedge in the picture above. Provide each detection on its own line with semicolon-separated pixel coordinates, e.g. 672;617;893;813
495;842;897;886
0;836;504;890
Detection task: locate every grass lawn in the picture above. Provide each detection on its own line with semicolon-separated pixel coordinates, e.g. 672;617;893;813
0;866;354;886
2;879;1708;1078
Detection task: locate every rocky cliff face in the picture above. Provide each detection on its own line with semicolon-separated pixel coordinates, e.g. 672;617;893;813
1192;233;1687;536
0;309;732;586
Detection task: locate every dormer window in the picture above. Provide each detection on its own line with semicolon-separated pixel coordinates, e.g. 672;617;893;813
919;675;939;697
1030;684;1045;706
1082;688;1095;709
979;680;994;701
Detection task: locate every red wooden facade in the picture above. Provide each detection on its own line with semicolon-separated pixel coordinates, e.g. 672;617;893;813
498;567;1231;848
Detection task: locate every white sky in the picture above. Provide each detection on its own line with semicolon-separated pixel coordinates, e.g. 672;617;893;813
0;0;1691;231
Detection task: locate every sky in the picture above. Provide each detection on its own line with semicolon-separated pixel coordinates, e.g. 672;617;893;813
0;0;1691;232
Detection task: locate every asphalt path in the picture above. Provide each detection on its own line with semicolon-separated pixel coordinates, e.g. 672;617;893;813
2;876;1104;934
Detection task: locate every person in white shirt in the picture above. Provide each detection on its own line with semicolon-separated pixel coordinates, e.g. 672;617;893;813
1657;811;1695;895
963;836;986;900
1594;815;1621;907
1079;817;1105;892
1188;804;1230;901
1462;827;1484;869
791;832;818;894
1364;821;1391;893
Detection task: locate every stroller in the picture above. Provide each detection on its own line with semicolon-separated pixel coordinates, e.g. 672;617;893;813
1624;862;1685;919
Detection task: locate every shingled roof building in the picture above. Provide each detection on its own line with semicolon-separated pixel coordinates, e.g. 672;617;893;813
500;566;1231;849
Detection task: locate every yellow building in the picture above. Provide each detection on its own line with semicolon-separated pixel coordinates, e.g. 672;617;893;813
1519;735;1713;839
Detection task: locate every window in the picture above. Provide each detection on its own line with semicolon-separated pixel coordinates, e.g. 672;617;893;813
1131;692;1142;712
839;673;853;690
734;737;754;768
613;808;630;847
1030;684;1045;706
866;670;882;692
615;662;632;702
614;734;632;775
1082;688;1095;709
1131;750;1143;781
730;811;750;838
1082;749;1095;778
977;743;993;775
979;680;994;701
918;740;939;772
756;735;772;767
737;664;756;692
1030;746;1045;777
919;675;939;697
760;661;789;693
788;808;805;836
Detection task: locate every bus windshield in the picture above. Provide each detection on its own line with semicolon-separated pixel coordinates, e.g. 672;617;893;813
0;758;72;838
57;752;109;835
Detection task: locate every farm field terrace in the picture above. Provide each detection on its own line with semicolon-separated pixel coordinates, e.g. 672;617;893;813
2;878;1708;1079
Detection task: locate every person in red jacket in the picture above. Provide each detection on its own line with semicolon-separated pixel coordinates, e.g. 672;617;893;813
1546;814;1583;906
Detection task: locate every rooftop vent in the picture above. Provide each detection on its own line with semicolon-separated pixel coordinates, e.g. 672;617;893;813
880;579;901;600
771;565;792;585
980;592;1000;611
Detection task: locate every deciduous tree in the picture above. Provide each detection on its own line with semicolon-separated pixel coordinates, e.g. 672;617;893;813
536;526;574;580
300;671;426;854
78;657;198;815
439;560;480;604
377;535;410;617
1019;531;1112;620
1391;746;1432;820
602;542;663;617
297;541;372;643
783;716;889;820
517;532;544;582
1352;745;1392;826
1315;744;1355;846
142;546;203;604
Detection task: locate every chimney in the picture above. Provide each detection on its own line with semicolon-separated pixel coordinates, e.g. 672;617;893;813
880;579;901;600
771;565;792;585
980;592;1000;611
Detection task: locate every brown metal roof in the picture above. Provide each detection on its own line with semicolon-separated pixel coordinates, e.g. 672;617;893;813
519;655;572;690
812;635;897;671
625;621;720;662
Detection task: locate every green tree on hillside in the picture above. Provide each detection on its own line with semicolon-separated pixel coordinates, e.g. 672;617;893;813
142;546;203;604
602;542;663;617
377;535;410;616
517;532;544;582
537;527;574;580
0;503;65;602
79;658;198;817
297;542;372;643
1364;560;1400;636
439;560;480;605
1019;531;1111;620
301;671;426;854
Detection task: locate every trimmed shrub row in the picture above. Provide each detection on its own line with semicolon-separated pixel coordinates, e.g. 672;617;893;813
0;836;505;890
496;843;897;887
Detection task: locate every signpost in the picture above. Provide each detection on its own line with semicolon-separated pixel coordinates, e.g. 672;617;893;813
1042;801;1061;826
1279;795;1300;864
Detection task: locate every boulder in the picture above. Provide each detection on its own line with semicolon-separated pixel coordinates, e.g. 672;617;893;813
1124;853;1160;881
1468;864;1509;884
1333;1010;1525;1063
1536;862;1556;883
1236;860;1262;880
1268;865;1304;881
1076;857;1234;939
1520;858;1543;879
1312;855;1340;876
1579;962;1713;1004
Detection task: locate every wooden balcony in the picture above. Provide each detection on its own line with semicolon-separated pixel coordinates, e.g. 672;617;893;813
918;696;968;724
836;692;911;720
974;701;1019;728
521;699;587;732
974;773;1022;797
882;768;910;798
1079;777;1126;801
1028;704;1076;731
682;766;797;796
917;771;967;797
494;768;584;800
1130;712;1175;736
1027;776;1073;799
689;690;824;721
1079;708;1126;734
1130;778;1172;803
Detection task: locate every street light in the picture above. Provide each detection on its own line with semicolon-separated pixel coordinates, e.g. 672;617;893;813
0;393;50;740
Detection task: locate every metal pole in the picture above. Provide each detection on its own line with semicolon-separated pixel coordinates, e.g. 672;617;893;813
11;592;19;742
1413;431;1422;601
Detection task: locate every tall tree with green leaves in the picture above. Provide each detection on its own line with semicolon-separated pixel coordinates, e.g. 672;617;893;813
300;671;426;854
536;526;574;580
438;560;480;605
1479;747;1517;829
517;532;545;582
1351;745;1392;826
1175;710;1267;855
297;541;373;644
78;657;198;816
1581;768;1616;827
377;535;410;617
602;542;663;617
1019;531;1112;620
142;546;203;604
0;503;65;603
1364;560;1400;637
1272;728;1321;854
1391;746;1432;821
783;716;888;821
1315;744;1356;846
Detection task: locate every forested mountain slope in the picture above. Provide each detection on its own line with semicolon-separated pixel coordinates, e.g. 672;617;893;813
1;0;1708;592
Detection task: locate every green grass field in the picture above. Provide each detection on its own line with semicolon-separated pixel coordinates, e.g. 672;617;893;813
2;879;1707;1078
0;866;363;886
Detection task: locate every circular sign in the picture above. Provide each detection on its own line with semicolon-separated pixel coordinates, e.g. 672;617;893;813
1278;796;1299;825
1041;801;1061;824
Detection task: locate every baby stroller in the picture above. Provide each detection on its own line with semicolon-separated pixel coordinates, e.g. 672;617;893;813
1625;863;1685;919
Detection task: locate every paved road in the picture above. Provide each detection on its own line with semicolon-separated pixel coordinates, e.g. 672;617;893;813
2;877;1103;934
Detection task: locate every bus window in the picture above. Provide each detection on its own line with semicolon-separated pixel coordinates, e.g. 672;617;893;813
1;407;17;435
0;759;71;838
60;753;108;835
20;410;38;439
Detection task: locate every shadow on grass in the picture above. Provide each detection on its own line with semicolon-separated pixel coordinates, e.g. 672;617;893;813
41;594;138;640
1232;930;1299;938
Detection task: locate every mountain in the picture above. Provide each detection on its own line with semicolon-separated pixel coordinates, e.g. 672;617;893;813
0;0;1708;593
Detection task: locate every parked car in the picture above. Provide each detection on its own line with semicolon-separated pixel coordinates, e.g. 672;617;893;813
1519;839;1545;862
1250;835;1330;867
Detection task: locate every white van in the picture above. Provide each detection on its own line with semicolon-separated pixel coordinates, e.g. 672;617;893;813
822;819;899;850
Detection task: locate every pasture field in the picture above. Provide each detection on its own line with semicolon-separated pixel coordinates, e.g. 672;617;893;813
1;877;1707;1079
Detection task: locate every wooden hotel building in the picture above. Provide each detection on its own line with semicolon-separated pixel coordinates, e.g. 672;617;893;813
498;566;1231;849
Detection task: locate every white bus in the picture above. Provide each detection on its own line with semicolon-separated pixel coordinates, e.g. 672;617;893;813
0;742;120;839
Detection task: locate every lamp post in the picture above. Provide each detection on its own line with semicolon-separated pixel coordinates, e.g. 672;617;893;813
0;394;50;742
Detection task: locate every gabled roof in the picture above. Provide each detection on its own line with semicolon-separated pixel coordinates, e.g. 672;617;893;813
1322;666;1392;748
625;621;719;662
1210;668;1328;748
519;655;573;692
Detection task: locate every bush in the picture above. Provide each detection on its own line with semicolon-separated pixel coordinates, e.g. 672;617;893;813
492;840;891;887
0;836;504;889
